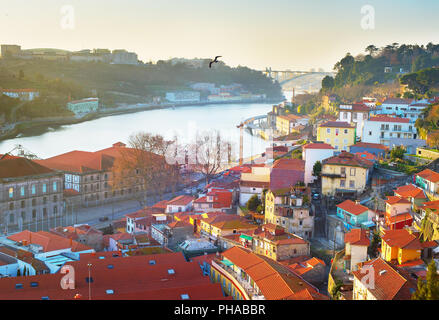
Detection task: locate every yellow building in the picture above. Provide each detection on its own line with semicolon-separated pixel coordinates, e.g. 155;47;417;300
317;121;356;151
242;224;310;261
276;114;305;136
380;229;422;265
321;152;373;196
199;214;257;239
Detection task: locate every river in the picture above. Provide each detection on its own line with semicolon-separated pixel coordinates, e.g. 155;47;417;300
0;101;279;160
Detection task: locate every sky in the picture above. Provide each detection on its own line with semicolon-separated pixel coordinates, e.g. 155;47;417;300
1;0;439;71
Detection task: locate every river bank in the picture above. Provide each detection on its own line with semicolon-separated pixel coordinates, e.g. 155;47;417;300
0;97;282;142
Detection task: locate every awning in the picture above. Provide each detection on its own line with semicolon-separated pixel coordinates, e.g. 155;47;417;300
240;234;253;241
361;221;376;228
221;259;234;267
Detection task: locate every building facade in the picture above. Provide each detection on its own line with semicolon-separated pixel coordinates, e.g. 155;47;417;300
317;121;356;151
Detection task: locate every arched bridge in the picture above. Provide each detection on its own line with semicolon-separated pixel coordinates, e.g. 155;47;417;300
262;68;335;85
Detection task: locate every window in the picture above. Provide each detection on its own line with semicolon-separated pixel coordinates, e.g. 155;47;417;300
350;180;355;188
30;282;39;287
341;167;346;175
340;180;346;188
9;203;14;210
32;210;37;220
106;290;114;295
352;113;357;120
369;131;372;136
350;168;356;176
53;206;58;215
43;197;47;204
31;185;36;195
8;187;13;198
168;269;175;275
43;208;47;217
107;264;114;269
9;214;14;223
85;277;93;283
326;128;330;134
335;129;339;135
53;195;57;202
20;187;25;197
53;182;57;192
149;260;156;265
15;284;23;289
21;200;25;208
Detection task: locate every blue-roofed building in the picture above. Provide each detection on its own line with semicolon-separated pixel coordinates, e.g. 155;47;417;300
349;142;388;159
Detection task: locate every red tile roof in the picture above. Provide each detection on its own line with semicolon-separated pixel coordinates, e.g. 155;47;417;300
394;184;426;199
352;258;416;300
221;247;326;300
351;142;389;151
0;252;226;300
303;143;334;150
167;195;194;206
7;230;93;252
337;200;369;216
344;229;370;246
369;115;410;123
323;152;373;168
0;158;55;179
319;121;355;128
385;196;411;205
386;212;413;225
416;169;439;183
381;229;422;250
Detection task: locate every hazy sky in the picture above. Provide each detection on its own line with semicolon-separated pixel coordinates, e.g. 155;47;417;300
1;0;439;71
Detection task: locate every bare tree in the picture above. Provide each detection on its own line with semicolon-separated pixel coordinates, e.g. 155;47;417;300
187;130;233;185
112;132;180;206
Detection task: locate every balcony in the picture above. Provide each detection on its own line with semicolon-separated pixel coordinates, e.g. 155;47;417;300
212;259;265;300
322;173;346;179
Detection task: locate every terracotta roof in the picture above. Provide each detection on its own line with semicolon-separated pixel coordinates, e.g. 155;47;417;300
319;121;355;128
339;103;370;112
221;247;325;300
337;200;369;216
416;169;439;183
369;115;410;123
386;196;411;205
167;195;194;206
394;184;426;199
0;158;55;179
351;142;389;151
272;158;305;170
167;220;192;229
354;151;377;161
36;142;163;174
381;229;422;250
386;212;413;225
303;143;334;150
352;258;416;300
323;152;373;168
0;252;226;300
344;229;370;246
239;180;270;188
7;230;93;252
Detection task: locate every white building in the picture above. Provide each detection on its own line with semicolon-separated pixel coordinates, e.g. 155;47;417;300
2;89;39;101
302;143;335;185
165;195;194;213
372;98;429;123
66;98;99;115
362;115;417;147
337;103;370;140
239;165;270;206
111;49;138;65
165;91;200;103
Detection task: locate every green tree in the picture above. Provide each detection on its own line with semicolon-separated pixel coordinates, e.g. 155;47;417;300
390;146;405;160
368;230;381;257
412;260;439;300
246;194;262;212
321;76;335;92
312;161;322;177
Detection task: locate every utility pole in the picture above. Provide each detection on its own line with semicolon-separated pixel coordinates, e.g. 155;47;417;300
87;263;92;300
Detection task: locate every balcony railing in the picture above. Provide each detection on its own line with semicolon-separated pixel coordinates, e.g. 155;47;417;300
212;259;265;300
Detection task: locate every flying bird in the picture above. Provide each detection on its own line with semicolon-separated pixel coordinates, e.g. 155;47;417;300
209;56;222;68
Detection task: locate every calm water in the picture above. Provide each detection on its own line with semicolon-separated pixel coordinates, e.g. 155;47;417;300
0;102;277;160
